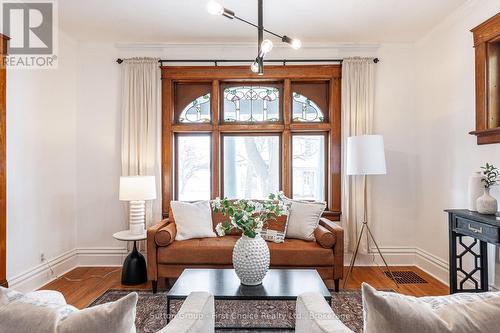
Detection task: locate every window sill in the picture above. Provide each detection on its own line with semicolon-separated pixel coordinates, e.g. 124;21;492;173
469;128;500;145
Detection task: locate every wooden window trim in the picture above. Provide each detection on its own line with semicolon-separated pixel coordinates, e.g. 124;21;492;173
162;65;342;221
0;34;8;288
470;12;500;144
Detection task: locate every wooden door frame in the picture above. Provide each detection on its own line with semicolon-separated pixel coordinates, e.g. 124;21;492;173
161;65;342;221
0;34;9;288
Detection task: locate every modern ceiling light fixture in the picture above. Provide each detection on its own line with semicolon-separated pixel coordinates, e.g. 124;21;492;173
207;0;301;75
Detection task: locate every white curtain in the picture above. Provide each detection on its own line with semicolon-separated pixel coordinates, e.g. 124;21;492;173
341;57;375;254
121;57;162;228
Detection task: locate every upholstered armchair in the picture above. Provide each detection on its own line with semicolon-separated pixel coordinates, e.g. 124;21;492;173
295;292;353;333
1;288;215;333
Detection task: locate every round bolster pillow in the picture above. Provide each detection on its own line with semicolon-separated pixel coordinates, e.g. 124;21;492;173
155;223;177;246
314;225;336;248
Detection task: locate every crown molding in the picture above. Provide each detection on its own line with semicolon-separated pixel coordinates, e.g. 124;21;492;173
114;41;380;51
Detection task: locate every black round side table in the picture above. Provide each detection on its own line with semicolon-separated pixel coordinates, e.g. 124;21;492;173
113;230;147;285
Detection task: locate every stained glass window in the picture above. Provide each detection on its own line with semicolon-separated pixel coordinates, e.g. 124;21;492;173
292;93;325;122
179;94;211;123
223;86;279;122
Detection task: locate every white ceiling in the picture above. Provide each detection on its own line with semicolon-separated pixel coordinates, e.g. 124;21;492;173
59;0;468;43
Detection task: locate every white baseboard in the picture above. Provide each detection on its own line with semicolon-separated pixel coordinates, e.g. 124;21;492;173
8;249;79;292
415;248;449;286
76;247;128;267
8;244;492;293
344;246;417;266
344;246;452;286
8;247;129;292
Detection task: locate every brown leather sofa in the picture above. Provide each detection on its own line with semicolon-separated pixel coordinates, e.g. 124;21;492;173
147;210;344;293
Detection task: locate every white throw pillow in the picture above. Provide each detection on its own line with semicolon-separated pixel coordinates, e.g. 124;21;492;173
362;283;500;333
171;200;216;241
0;287;138;333
284;199;326;241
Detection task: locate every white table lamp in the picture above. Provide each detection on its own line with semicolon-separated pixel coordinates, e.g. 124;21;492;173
119;176;156;235
344;135;398;288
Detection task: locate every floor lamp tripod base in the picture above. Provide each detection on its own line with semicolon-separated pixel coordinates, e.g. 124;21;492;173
343;221;399;289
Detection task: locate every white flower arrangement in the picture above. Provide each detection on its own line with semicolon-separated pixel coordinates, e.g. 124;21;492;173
212;192;288;238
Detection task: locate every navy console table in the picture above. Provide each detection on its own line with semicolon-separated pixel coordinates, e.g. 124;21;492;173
446;209;499;293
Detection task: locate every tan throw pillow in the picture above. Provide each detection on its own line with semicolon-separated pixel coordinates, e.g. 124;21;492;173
285;199;326;241
362;283;500;333
170;200;217;241
261;215;289;243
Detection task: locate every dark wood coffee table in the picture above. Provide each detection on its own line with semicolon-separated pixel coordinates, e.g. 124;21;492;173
166;268;332;330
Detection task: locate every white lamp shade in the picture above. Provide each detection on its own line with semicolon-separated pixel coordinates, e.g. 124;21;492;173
119;176;157;201
346;135;387;175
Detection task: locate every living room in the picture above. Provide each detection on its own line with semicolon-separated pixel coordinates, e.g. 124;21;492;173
1;0;500;332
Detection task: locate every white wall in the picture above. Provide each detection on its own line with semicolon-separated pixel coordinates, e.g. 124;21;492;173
75;43;124;254
415;0;500;286
371;44;419;258
6;32;79;290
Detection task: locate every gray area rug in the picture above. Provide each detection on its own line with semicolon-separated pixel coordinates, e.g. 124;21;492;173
89;289;364;333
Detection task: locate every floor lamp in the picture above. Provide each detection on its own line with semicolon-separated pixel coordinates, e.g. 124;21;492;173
343;135;399;289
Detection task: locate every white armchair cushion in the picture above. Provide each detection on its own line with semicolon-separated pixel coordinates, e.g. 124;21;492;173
158;292;214;333
25;290;67;305
0;287;138;333
296;292;353;333
362;283;500;333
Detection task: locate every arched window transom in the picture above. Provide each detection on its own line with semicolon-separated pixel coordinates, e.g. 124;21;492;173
292;92;325;122
179;94;211;123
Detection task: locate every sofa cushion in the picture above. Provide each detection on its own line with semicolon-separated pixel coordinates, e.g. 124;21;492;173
158;236;238;265
157;236;334;267
267;239;334;266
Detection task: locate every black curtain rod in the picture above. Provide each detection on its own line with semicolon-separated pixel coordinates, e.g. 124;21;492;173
116;58;379;65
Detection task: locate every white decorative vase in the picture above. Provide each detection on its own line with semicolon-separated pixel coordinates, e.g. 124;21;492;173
468;172;483;211
476;188;498;215
232;234;270;286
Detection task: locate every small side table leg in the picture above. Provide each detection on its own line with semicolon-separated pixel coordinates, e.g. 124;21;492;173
121;240;148;285
448;217;458;294
479;240;489;292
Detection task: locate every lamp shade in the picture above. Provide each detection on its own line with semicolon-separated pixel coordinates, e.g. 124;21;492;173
119;176;157;201
346;135;387;175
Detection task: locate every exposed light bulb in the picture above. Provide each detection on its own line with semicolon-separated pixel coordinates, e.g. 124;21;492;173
260;39;273;54
250;61;259;73
291;38;302;50
206;1;224;15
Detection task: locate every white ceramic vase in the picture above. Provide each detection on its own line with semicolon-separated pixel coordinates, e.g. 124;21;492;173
476;188;498;215
468;172;483;211
232;234;270;285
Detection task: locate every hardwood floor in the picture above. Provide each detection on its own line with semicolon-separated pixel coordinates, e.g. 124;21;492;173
40;266;448;309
